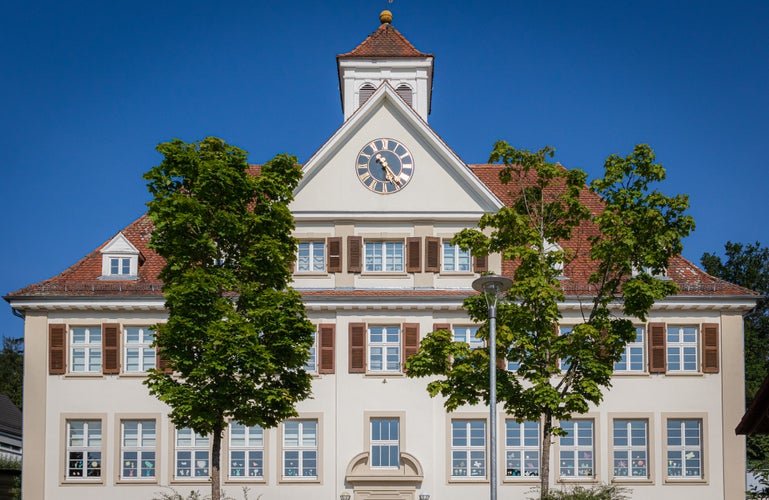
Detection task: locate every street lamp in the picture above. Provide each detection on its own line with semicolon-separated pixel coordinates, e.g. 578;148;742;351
340;492;351;500
472;274;513;500
419;492;430;500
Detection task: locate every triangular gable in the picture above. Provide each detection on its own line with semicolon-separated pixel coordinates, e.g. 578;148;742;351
100;232;140;256
293;83;503;219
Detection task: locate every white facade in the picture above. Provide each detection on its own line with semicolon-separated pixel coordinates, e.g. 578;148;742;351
6;13;754;500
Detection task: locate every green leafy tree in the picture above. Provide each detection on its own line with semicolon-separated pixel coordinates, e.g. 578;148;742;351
0;337;23;410
406;142;694;498
143;137;314;500
701;241;769;468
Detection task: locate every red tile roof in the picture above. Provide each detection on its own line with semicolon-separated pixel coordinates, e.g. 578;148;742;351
5;164;756;300
338;23;432;59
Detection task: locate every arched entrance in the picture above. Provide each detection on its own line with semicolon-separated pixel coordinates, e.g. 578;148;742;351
344;451;425;500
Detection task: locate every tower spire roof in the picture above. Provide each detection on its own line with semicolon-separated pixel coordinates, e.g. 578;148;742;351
338;14;431;59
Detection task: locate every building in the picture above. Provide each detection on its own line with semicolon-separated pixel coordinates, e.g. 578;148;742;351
5;11;758;500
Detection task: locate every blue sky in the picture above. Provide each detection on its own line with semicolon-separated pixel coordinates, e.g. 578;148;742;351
1;0;767;339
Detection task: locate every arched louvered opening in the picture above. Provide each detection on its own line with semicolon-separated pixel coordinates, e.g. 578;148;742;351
396;84;413;107
359;84;376;106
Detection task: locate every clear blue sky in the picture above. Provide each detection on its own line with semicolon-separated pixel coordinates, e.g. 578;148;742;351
2;0;767;340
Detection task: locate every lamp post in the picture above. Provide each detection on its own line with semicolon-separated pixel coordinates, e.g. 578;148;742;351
472;274;513;500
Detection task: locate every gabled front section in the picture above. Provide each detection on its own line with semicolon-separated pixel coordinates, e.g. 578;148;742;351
4;10;757;500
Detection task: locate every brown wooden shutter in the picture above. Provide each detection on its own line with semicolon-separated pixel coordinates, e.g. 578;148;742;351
327;237;342;273
349;323;366;373
318;324;336;374
433;323;451;333
406;237;422;273
648;322;666;373
402;323;420;371
102;323;121;374
49;324;67;375
473;254;488;273
702;323;719;373
348;236;363;273
425;237;440;272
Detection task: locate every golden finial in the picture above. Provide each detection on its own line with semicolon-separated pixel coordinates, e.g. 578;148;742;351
380;10;393;24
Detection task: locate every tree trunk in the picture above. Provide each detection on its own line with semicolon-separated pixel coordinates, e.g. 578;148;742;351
211;423;223;500
540;412;553;500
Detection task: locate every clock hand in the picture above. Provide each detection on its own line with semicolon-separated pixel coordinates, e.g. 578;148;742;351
375;154;401;186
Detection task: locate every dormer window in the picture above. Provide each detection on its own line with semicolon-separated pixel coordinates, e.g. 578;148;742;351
100;232;141;280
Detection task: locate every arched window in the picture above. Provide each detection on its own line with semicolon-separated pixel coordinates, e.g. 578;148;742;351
359;84;376;106
395;84;413;107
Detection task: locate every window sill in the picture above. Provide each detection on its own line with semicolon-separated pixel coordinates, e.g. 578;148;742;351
365;372;405;378
438;271;474;276
278;477;320;484
664;477;708;485
503;477;540;484
611;477;654;484
61;479;104;486
118;372;150;378
63;373;104;379
294;272;329;277
448;477;489;483
558;477;599;483
97;275;139;281
224;477;266;484
664;371;705;377
611;371;650;377
116;478;159;485
359;272;409;278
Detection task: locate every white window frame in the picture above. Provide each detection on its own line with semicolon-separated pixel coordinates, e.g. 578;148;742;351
450;419;487;480
667;326;699;372
505;420;540;479
364;241;404;272
174;428;210;479
282;419;318;480
453;325;483;350
370;417;400;469
559;326;573;371
368;325;401;373
124;326;156;373
297;241;325;273
70;326;102;373
665;418;704;480
614;327;645;372
611;419;648;480
442;242;471;272
66;419;103;479
304;328;317;373
120;420;156;480
558;419;596;479
228;423;264;480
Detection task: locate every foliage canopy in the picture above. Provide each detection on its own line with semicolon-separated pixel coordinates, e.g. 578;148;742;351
143;137;314;500
406;142;694;497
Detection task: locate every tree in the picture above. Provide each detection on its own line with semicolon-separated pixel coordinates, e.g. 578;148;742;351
406;142;694;498
143;137;315;500
0;337;23;410
702;241;769;468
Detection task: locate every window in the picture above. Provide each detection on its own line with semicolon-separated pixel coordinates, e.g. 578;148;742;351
442;242;471;272
66;420;102;479
395;83;413;106
368;326;400;372
612;419;648;479
282;420;318;479
70;327;102;373
370;418;399;468
666;419;702;479
359;83;375;106
124;327;156;373
559;326;573;371
175;428;209;479
304;329;317;373
453;325;483;350
559;419;595;478
505;420;539;478
364;241;404;272
615;327;645;372
297;241;325;272
121;420;156;480
667;326;698;372
229;423;264;479
451;419;486;479
110;257;131;276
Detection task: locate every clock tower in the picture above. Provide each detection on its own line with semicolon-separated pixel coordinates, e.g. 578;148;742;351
337;10;434;122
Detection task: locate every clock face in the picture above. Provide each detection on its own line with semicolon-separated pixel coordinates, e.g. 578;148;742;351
355;138;414;194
